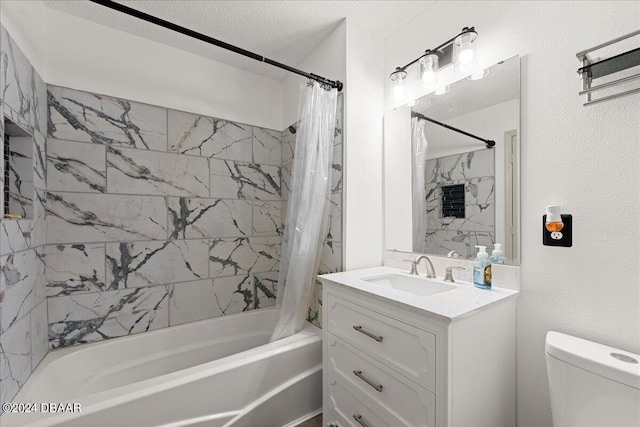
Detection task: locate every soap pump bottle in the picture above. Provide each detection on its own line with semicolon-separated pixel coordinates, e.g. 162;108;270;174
491;243;506;264
473;245;491;289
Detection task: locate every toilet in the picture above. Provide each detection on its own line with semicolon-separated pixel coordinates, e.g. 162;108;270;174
546;331;640;426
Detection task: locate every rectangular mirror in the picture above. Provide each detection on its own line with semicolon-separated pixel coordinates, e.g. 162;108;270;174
384;55;520;264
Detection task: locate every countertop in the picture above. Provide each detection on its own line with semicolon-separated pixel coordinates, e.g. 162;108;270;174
318;266;519;321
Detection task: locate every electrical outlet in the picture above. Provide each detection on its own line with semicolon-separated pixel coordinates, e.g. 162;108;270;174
543;215;572;247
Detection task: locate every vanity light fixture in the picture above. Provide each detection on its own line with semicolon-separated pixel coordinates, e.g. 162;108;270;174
390;26;479;104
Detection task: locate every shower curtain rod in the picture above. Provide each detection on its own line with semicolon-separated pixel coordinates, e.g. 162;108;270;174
88;0;344;92
412;112;495;148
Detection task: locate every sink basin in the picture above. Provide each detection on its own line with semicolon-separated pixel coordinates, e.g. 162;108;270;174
362;274;456;297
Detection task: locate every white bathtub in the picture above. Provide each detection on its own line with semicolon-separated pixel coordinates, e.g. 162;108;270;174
1;308;322;427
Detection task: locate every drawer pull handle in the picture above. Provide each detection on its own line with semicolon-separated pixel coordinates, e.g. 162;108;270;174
353;325;383;342
353;414;369;427
353;369;383;392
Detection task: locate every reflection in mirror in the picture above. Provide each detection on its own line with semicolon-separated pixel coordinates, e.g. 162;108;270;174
384;55;520;264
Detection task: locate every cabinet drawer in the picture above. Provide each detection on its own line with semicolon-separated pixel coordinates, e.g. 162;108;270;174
327;293;436;391
327;376;394;427
327;335;436;427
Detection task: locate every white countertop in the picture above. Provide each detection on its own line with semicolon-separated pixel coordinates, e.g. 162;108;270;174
318;266;519;321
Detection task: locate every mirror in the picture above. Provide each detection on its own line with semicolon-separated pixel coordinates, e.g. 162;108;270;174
384;56;520;264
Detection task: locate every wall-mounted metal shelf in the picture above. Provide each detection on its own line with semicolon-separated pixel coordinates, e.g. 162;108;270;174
577;30;640;106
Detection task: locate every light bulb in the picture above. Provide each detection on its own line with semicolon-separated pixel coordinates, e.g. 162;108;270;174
419;54;439;90
458;48;474;64
390;69;408;104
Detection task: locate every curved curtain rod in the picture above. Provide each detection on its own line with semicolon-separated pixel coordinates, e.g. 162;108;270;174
88;0;343;92
412;112;495;148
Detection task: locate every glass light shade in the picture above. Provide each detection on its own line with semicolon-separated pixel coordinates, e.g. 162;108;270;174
390;69;408;104
434;85;450;96
454;31;478;73
468;68;489;80
406;98;419;107
419;54;439;90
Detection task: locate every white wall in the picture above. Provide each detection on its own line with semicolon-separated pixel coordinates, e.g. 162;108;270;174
384;2;640;426
281;21;346;128
0;0;47;77
4;3;283;131
383;106;412;251
425;99;518;159
344;22;385;269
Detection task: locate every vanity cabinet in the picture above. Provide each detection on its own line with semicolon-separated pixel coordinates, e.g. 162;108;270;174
321;276;516;427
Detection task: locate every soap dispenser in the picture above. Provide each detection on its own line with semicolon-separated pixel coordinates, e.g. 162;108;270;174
491;243;506;264
473;245;491;289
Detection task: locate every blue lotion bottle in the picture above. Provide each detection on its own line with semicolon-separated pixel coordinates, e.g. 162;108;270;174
473;245;491;289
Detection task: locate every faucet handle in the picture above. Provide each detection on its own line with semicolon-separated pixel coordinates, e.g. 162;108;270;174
408;260;419;275
444;266;465;282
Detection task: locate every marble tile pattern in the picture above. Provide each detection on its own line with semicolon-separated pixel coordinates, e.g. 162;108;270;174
1;25;48;407
423;149;495;258
45;244;106;297
42;84;287;352
106;240;209;289
48;285;171;349
47;139;106;193
48;86;167;151
106;146;209;197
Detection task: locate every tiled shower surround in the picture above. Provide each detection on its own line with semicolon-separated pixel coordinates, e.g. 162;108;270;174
0;26;49;406
0;20;343;405
46;85;282;348
424;149;495;258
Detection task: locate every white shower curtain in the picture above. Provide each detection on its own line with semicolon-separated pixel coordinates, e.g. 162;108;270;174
270;82;337;342
412;117;429;253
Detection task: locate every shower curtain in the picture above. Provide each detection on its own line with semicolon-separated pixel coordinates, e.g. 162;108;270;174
270;81;337;342
412;117;429;253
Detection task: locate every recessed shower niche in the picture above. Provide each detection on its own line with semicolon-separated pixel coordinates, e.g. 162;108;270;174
3;117;34;219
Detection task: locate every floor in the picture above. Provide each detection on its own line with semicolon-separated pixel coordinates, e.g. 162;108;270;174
296;414;322;427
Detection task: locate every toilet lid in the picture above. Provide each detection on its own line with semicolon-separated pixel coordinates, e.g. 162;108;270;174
546;331;640;389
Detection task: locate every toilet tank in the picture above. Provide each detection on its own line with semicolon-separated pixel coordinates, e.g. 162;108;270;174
545;331;640;427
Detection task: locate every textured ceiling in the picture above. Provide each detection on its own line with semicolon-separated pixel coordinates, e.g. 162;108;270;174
44;0;435;80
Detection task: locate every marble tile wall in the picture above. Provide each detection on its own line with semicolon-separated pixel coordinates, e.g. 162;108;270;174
1;25;48;407
424;149;495;258
281;95;344;328
45;84;284;351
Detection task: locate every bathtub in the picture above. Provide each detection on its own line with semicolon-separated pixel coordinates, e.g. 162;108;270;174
1;308;322;427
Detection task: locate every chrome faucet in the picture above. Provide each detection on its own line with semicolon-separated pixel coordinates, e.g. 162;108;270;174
409;255;437;278
443;266;465;282
447;250;461;258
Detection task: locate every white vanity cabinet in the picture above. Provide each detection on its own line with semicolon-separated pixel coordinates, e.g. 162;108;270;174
320;267;517;427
